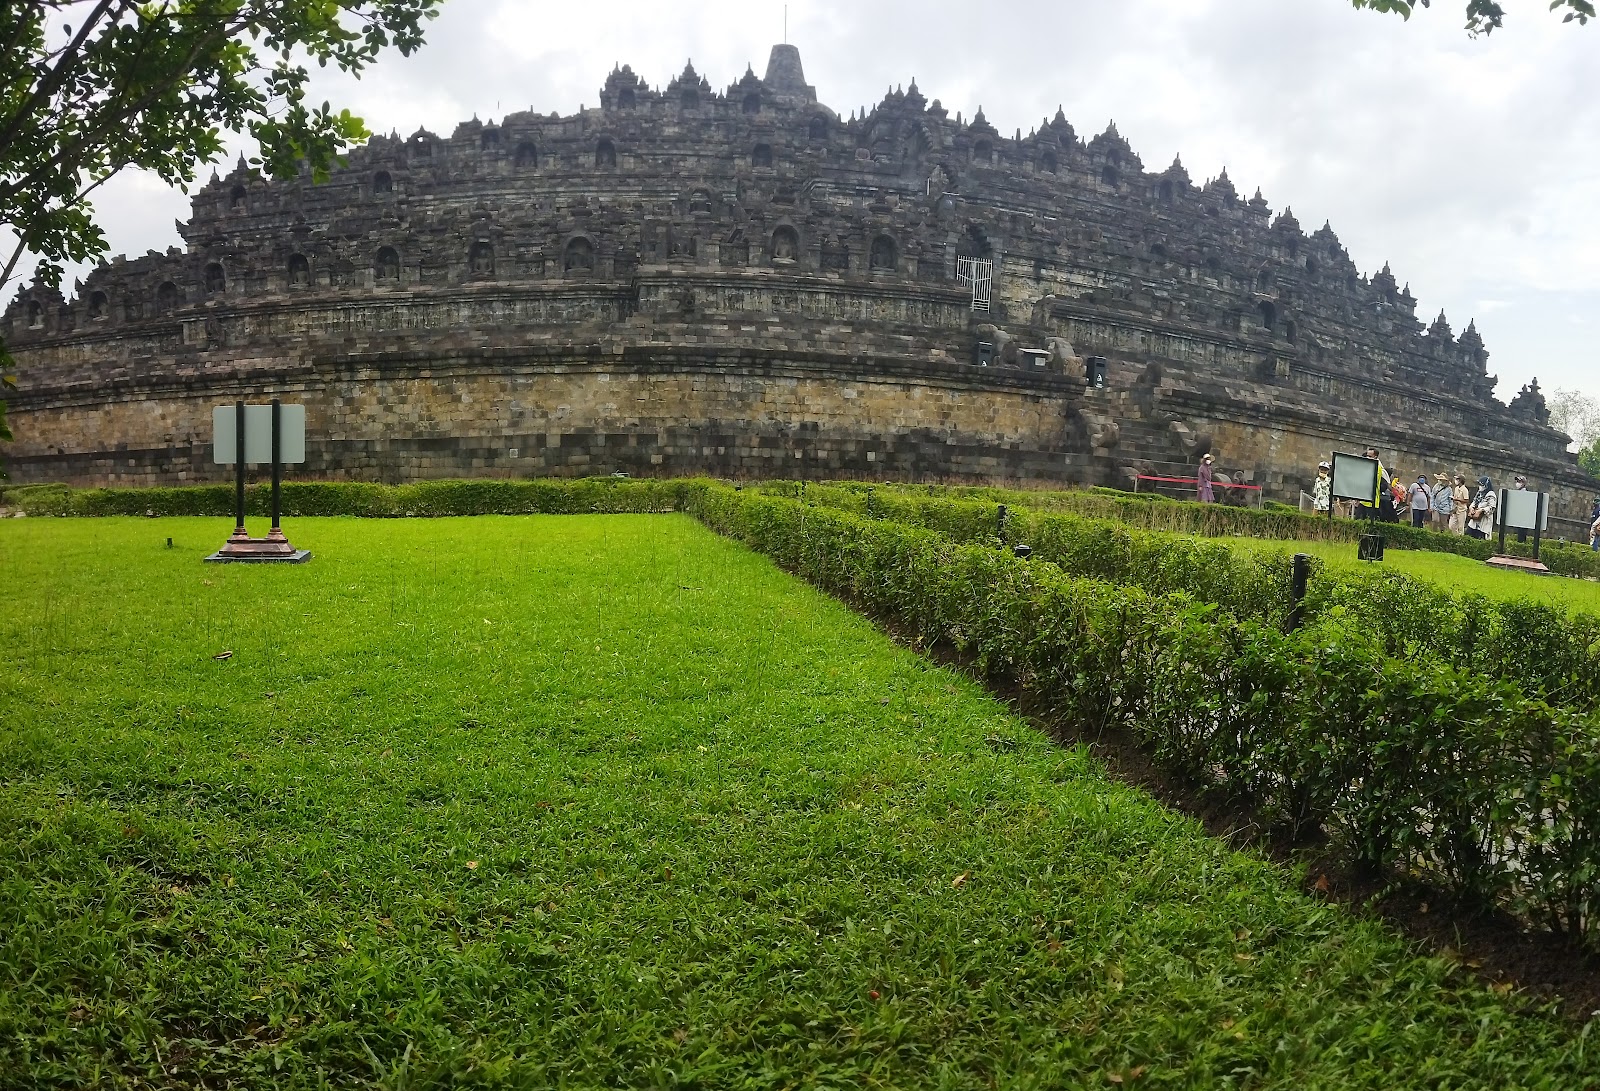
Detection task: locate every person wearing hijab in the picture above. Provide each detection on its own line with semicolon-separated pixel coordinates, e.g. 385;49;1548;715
1465;476;1498;540
1197;453;1215;503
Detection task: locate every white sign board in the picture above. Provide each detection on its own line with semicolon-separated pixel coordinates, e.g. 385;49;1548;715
1330;452;1380;504
213;404;306;465
1501;489;1549;532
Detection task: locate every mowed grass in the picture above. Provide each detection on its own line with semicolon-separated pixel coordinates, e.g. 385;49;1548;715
1226;535;1600;612
0;516;1592;1089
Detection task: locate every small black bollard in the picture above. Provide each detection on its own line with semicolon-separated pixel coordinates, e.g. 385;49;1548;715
166;537;174;549
1286;552;1311;631
1012;544;1032;559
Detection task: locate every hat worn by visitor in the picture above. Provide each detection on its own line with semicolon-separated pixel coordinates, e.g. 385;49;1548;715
1479;476;1492;488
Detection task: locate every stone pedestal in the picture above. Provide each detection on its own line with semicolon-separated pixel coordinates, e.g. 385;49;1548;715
205;526;311;563
1485;555;1549;576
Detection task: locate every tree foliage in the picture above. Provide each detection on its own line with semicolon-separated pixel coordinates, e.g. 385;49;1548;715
1548;387;1600;451
1580;439;1600;481
1352;0;1595;33
0;0;441;456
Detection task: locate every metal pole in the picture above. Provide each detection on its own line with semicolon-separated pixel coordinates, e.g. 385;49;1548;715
1497;489;1509;555
997;504;1008;549
270;398;282;532
234;400;246;535
1532;492;1545;562
1287;552;1311;631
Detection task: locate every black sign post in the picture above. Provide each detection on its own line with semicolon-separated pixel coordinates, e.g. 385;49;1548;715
207;400;311;563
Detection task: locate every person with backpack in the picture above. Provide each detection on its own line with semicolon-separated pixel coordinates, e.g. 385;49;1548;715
1407;475;1433;529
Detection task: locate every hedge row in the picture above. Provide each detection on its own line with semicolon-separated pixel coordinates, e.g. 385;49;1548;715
820;481;1600;579
0;477;702;518
687;486;1600;945
779;483;1600;713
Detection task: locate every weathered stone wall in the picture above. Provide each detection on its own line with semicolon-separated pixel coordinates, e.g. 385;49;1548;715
3;348;1083;488
4;42;1592;535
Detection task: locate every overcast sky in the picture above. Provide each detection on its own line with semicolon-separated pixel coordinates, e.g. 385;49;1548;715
14;0;1600;404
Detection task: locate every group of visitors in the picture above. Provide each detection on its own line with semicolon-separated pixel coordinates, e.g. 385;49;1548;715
1309;449;1517;541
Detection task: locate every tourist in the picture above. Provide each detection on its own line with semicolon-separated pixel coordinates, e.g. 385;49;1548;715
1359;447;1392;522
1197;453;1215;503
1430;471;1453;530
1383;471;1403;524
1313;461;1331;514
1407;475;1432;529
1450;475;1471;535
1590;495;1600;551
1511;474;1531;544
1465;475;1497;541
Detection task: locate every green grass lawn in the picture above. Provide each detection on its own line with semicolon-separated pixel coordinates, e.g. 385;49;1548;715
1226;535;1600;612
1;515;1593;1089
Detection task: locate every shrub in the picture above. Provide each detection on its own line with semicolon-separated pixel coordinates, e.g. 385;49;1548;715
786;483;1600;712
686;485;1600;945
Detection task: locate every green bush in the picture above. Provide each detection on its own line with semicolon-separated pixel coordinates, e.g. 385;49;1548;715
687;486;1600;945
7;477;705;519
786;483;1600;712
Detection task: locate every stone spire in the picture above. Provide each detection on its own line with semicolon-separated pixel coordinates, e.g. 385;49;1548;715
763;43;815;101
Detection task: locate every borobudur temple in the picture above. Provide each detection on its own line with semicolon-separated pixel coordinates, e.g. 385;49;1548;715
4;44;1592;533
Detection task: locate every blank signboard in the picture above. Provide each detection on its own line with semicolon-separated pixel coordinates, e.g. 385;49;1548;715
1501;489;1550;532
213;404;306;465
1330;452;1380;503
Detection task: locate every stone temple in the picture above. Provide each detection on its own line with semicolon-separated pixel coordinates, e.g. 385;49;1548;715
4;44;1591;533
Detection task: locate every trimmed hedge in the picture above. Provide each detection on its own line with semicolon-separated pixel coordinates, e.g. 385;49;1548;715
833;480;1600;579
782;483;1600;713
688;486;1600;946
0;477;704;518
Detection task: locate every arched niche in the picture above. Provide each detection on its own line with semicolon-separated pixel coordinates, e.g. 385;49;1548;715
742;94;760;115
156;281;180;313
469;240;495;277
373;170;392;194
973;140;992;164
564;237;595;275
770;225;799;264
680;88;699;110
88;291;109;319
618;87;637;109
480;128;501;150
288;254;311;288
374;247;400;283
26;299;43;328
752;143;773;168
515;141;538;169
229;185;247;210
869;234;898;273
1041;149;1059;174
1259;299;1277;331
1158;178;1174;203
1100;165;1118;187
204;263;226;294
808;116;828;141
595;138;617;169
